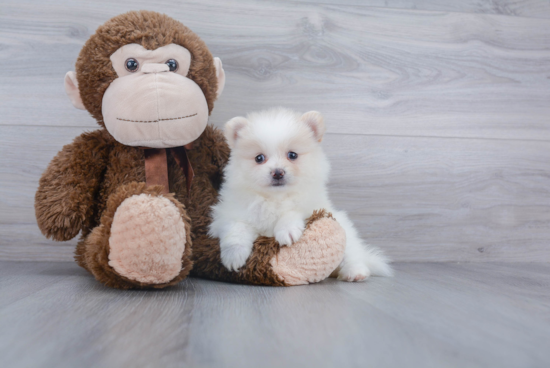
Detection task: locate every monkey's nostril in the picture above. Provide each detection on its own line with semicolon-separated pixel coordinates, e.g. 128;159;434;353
272;169;285;179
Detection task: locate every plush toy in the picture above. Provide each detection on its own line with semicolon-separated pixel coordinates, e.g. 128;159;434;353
35;10;346;289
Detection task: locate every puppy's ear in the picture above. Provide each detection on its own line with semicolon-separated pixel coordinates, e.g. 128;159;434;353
300;111;326;142
224;116;249;148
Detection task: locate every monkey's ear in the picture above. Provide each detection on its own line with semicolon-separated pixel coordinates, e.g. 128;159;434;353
224;116;249;148
300;111;326;142
64;71;86;110
213;57;225;99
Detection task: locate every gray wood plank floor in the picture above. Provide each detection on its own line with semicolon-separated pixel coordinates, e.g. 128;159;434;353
1;261;549;368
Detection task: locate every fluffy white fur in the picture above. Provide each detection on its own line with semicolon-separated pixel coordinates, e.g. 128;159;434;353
209;107;393;281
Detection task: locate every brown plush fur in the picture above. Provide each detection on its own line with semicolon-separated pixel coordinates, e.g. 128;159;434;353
35;129;112;241
75;10;219;126
37;123;229;289
35;11;339;289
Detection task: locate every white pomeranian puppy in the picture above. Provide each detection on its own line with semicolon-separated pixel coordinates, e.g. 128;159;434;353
208;107;392;281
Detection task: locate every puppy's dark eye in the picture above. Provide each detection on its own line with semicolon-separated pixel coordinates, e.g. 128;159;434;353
288;152;298;160
255;154;265;164
125;58;139;72
165;59;178;72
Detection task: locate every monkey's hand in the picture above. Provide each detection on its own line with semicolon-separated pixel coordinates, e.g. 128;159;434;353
35;130;110;241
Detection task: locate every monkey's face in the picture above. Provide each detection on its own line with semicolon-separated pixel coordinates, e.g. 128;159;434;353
65;28;225;149
100;43;213;148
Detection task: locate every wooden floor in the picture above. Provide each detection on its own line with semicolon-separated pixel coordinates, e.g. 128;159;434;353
0;261;549;368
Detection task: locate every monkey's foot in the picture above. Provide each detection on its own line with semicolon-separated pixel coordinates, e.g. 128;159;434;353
108;194;187;284
76;183;192;289
270;210;346;286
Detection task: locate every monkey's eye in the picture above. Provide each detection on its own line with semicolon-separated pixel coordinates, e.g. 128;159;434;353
165;59;179;72
125;58;139;72
255;154;265;164
288;152;298;160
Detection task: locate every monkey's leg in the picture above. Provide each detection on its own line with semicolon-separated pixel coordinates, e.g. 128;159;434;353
191;210;346;286
75;182;192;289
269;210;347;285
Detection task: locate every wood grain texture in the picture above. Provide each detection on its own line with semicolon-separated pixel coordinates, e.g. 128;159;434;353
292;0;550;19
1;0;550;262
1;261;549;368
1;0;550;140
2;125;549;262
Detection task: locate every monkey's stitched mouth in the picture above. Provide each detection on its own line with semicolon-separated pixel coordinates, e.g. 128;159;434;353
116;113;197;123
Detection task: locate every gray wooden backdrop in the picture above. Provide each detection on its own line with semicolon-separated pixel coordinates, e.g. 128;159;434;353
1;0;549;262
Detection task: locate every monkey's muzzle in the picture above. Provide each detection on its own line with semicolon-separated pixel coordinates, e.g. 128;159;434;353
102;64;209;148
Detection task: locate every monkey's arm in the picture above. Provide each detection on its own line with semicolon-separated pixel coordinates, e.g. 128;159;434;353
35;129;111;241
194;125;231;189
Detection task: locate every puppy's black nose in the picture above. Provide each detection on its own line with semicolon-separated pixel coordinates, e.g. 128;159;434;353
271;169;285;180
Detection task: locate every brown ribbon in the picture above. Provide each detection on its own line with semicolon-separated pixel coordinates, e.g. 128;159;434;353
143;144;194;195
171;146;195;195
144;148;170;194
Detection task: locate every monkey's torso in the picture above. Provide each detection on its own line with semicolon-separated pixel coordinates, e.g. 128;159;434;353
87;126;225;242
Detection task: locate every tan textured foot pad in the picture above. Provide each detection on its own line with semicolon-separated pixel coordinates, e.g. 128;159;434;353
108;194;186;284
270;216;346;286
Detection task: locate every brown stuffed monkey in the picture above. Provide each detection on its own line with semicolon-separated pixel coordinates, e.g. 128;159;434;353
35;11;346;289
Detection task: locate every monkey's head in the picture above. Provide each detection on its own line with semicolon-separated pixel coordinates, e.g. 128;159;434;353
65;11;225;148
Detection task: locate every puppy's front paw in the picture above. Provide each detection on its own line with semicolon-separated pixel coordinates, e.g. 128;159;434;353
275;222;304;247
337;262;371;282
220;243;252;272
